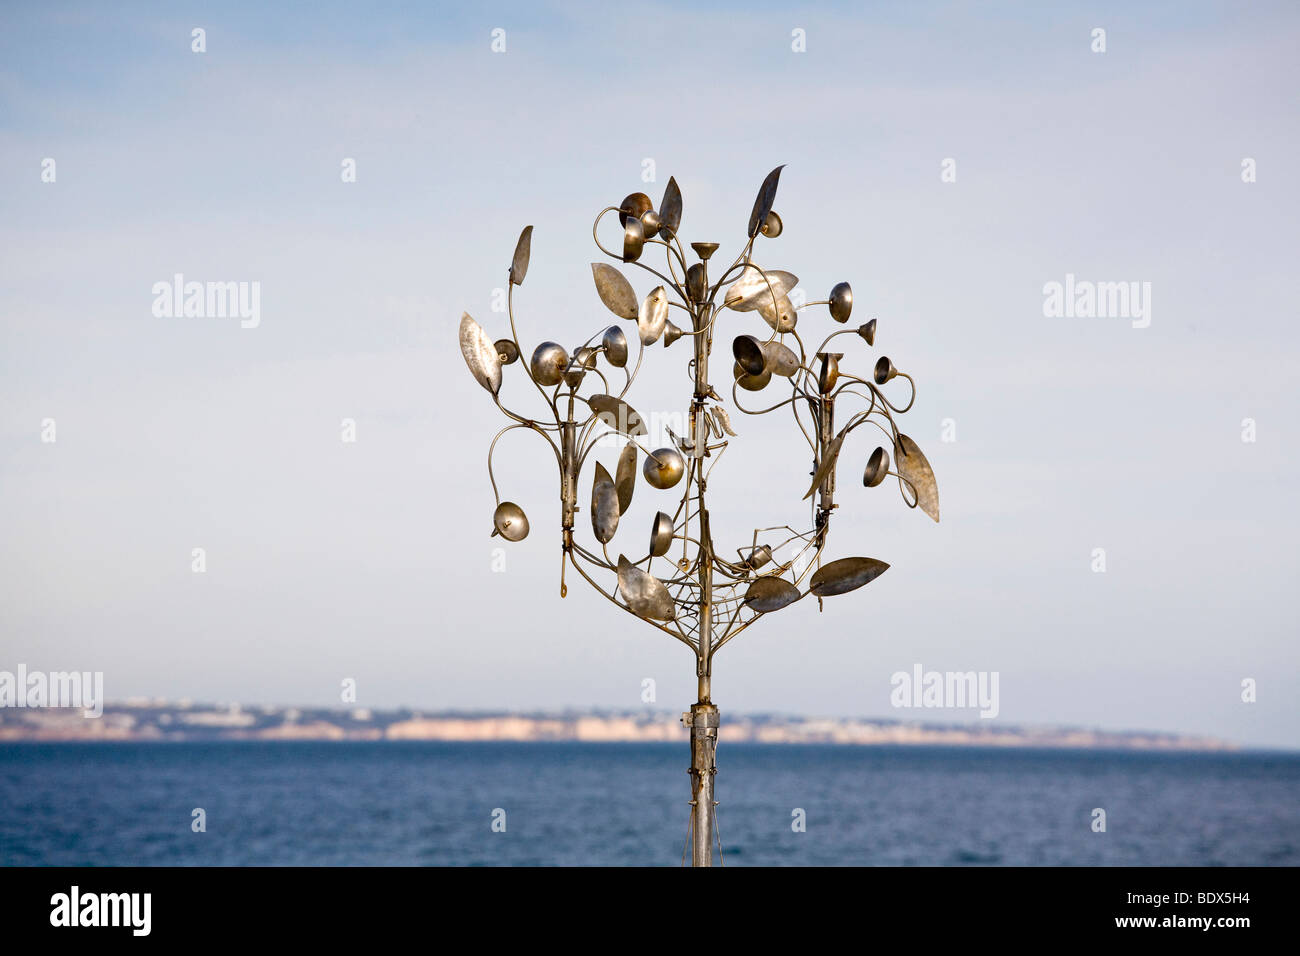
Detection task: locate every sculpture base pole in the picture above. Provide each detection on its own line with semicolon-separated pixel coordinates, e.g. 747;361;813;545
686;701;719;867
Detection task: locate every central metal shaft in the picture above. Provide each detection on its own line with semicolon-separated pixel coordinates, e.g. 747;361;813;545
689;256;718;867
687;702;719;866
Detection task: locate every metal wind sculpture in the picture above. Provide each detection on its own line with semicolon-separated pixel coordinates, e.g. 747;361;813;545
457;167;939;867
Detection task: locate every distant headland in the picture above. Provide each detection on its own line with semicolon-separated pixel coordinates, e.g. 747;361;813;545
0;700;1237;751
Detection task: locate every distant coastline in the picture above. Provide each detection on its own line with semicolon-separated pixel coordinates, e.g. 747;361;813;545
0;700;1239;751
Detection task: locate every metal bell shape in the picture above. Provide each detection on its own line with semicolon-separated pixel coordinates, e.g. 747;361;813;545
817;352;842;394
856;318;876;346
733;335;766;376
531;342;569;387
623;217;645;263
829;282;853;323
602;326;628;368
863;447;890;487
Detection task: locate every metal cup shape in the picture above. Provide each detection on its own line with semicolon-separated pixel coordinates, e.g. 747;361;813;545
817;352;842;394
649;512;674;557
863;446;890;487
495;339;520;365
732;335;766;376
856;318;876;346
734;361;772;392
492;502;530;541
602;326;628;368
686;263;707;302
623;217;645;263
640;209;661;240
618;192;653;226
531;342;569;387
829;282;853;323
565;346;597;388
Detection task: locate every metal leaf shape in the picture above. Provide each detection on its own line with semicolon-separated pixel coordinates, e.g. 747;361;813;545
617;555;675;620
894;433;940;522
744;576;801;612
810;557;890;597
758;293;797;333
704;410;721;440
803;433;846;500
763;341;800;377
614;442;637;514
510;225;532;286
747;165;786;238
591;263;638;320
588;394;648;437
591;463;620;544
637;286;668;345
724;266;799;312
458;312;501;395
710;406;737;437
659;176;682;240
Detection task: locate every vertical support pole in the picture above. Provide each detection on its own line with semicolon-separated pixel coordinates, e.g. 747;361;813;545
687;259;718;867
691;508;716;866
560;395;577;531
559;396;577;597
687;702;719;867
815;395;835;532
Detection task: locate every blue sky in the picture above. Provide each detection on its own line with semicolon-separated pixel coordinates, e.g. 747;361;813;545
1;1;1297;747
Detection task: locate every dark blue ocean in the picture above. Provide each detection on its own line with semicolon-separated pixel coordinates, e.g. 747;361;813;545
2;743;1297;866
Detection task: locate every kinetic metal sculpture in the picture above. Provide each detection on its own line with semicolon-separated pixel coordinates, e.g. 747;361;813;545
457;167;939;866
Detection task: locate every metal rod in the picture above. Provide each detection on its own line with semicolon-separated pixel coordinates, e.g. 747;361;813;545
687;701;719;868
689;271;718;866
